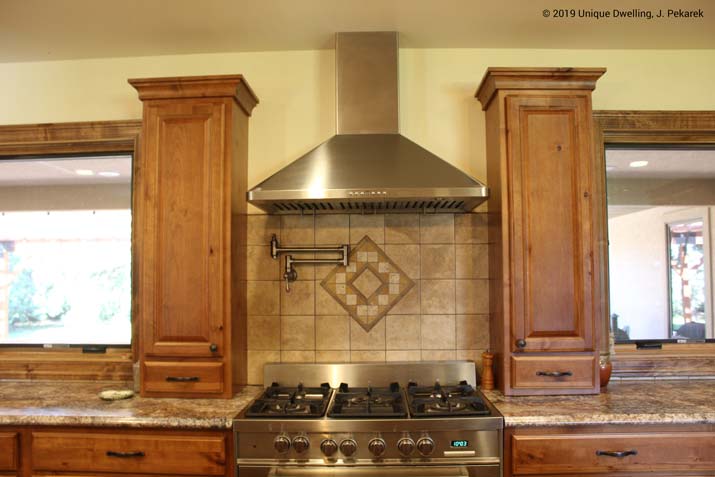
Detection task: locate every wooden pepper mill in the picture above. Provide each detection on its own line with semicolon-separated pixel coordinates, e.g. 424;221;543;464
481;350;495;390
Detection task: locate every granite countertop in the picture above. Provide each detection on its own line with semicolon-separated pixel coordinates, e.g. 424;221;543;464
483;379;715;427
0;380;262;429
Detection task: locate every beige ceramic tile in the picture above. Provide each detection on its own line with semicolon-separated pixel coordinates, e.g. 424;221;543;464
384;244;420;279
247;281;280;315
316;315;350;350
350;350;386;362
247;350;280;385
247;315;280;350
315;215;350;245
420;244;455;279
281;315;315;350
389;282;420;314
350;318;386;350
315;263;334;280
386;350;421;361
281;215;314;245
315;283;349;316
421;315;456;350
281;280;315;315
454;213;489;244
455;244;489;279
421;279;456;314
247;215;281;246
386;315;420;350
315;281;348;316
456;314;490;350
350;214;385;244
287;251;315;280
421;350;456;361
247;245;279;280
385;214;420;244
456;279;489;314
281;350;316;363
316;350;350;362
420;214;454;244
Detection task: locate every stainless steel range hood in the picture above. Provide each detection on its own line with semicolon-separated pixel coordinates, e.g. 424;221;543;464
248;32;489;214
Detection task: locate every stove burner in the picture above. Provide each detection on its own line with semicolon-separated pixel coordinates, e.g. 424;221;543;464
407;380;491;417
245;382;332;418
328;382;407;418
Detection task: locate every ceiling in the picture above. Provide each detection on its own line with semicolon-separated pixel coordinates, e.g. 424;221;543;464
605;148;715;179
0;156;132;186
1;0;713;62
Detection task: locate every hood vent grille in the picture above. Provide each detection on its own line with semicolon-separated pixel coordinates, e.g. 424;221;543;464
269;199;467;214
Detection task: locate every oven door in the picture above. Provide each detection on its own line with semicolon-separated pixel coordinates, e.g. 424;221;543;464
238;465;500;477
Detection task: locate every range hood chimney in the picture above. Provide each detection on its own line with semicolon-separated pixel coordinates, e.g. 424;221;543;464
247;32;488;214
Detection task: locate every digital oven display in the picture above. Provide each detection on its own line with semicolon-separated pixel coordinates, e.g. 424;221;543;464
450;440;470;448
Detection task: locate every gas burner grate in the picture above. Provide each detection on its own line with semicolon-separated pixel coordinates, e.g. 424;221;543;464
407;381;491;417
328;382;407;418
245;382;332;418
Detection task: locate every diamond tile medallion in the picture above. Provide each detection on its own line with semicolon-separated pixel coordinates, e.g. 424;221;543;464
321;236;415;331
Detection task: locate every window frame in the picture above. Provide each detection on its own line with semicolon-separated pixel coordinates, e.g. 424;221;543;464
0;120;141;380
593;110;715;378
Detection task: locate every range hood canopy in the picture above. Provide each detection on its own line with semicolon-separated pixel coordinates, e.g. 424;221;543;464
248;32;488;214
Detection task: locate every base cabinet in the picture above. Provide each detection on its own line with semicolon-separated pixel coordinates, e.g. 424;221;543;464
0;427;232;477
507;425;715;477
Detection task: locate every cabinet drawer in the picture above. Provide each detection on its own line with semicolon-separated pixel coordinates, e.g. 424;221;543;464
511;355;595;390
143;361;224;394
32;431;225;475
512;432;715;474
0;432;18;470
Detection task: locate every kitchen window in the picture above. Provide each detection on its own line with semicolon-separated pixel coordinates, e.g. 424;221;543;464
0;155;132;347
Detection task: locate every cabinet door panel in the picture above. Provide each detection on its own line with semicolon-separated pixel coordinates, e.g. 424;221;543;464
0;432;18;470
507;94;595;352
140;101;226;358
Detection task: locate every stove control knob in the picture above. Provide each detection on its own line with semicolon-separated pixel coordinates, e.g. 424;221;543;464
292;436;310;454
416;437;435;456
320;439;338;457
397;437;415;456
274;435;291;453
339;438;358;457
368;437;386;457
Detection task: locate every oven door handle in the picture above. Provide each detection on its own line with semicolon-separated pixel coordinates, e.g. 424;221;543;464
268;466;470;477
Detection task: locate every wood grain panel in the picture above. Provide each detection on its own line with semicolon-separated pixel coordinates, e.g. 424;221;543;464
143;361;224;395
0;432;18;471
32;431;226;475
511;432;715;474
511;354;595;390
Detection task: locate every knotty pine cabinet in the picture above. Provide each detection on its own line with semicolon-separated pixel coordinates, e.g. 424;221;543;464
506;424;715;477
129;75;258;398
476;68;606;395
0;426;232;477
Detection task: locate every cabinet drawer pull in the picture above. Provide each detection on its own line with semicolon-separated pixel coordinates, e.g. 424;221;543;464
536;371;573;377
596;449;638;458
106;450;146;458
165;376;200;382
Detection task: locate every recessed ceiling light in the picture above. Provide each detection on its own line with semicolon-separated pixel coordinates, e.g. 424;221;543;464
629;160;649;168
98;171;120;177
75;169;94;176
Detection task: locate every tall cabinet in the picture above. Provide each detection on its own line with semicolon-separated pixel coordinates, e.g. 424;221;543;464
130;75;258;398
476;68;605;395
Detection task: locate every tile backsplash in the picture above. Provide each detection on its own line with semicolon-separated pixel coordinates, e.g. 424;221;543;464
245;213;490;384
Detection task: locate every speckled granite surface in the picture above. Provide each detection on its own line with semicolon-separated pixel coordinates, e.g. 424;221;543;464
0;380;262;429
483;379;715;427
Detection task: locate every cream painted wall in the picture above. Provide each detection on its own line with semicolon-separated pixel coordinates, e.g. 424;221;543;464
1;48;715;211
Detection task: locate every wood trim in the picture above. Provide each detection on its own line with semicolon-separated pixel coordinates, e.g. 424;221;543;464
593;110;715;378
0;120;140;381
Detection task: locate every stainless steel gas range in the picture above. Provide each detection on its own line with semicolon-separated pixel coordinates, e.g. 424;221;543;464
233;361;503;477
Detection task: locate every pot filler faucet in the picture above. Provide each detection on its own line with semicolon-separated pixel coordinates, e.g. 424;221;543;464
270;235;349;292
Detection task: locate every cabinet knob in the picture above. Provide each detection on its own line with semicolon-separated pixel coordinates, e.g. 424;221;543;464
209;343;218;352
515;339;527;349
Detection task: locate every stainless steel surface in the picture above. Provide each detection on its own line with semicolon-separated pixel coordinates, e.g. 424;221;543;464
235;361;503;477
247;32;489;214
336;32;398;135
262;361;477;388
